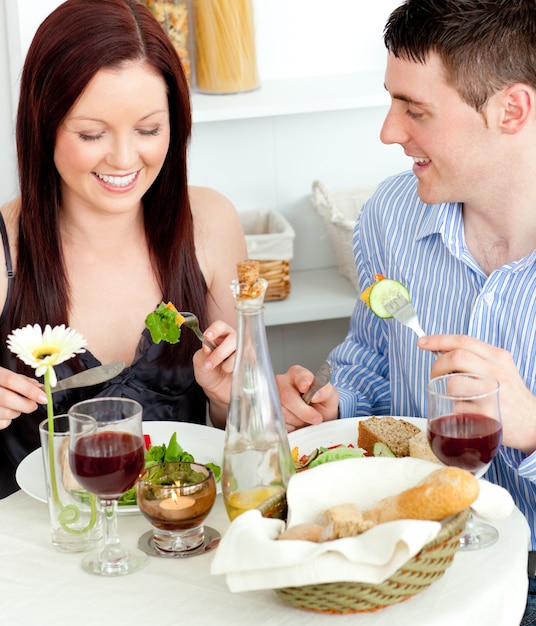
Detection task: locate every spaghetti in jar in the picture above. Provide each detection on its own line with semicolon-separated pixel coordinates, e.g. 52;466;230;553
190;0;259;94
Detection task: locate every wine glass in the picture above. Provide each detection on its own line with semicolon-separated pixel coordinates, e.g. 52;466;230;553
427;373;503;550
68;397;148;575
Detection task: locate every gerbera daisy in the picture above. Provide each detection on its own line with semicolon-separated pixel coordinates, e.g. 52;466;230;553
7;323;87;386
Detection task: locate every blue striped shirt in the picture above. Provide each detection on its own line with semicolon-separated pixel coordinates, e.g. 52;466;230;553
329;170;536;548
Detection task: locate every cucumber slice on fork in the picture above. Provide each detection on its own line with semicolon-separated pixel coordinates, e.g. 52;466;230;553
368;279;410;319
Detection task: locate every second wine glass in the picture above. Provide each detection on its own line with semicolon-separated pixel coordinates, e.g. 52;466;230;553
427;373;503;550
68;397;148;575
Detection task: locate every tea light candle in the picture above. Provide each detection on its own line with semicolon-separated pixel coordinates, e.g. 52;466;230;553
158;496;196;520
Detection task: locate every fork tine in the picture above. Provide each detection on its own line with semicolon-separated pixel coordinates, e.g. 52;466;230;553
382;293;441;356
383;292;410;316
179;311;217;351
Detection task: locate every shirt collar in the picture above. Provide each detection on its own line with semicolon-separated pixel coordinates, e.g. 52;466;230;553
416;200;536;272
416;201;463;252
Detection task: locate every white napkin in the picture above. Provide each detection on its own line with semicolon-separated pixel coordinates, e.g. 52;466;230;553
211;457;515;592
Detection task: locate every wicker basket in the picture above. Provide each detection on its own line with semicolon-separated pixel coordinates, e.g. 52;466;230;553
240;211;295;301
311;180;376;293
258;492;469;614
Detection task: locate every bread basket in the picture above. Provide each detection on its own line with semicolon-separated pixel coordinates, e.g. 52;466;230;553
258;492;469;614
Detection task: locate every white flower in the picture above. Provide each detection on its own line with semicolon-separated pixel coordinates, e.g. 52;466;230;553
6;324;87;386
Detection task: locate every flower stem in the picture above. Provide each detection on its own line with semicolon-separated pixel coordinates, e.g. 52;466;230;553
45;369;97;534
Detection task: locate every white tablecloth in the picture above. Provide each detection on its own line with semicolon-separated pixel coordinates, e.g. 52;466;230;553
0;490;530;626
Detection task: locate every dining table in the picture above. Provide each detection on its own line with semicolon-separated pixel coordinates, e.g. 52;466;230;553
0;486;530;626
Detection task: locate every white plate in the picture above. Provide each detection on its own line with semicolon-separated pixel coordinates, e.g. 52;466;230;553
16;421;224;514
287;416;426;455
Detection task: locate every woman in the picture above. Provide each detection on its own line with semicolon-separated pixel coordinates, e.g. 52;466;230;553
0;0;246;497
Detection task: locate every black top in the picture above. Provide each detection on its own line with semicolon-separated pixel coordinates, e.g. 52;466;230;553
0;213;208;498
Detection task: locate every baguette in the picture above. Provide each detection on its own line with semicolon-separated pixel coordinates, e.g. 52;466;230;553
363;466;478;524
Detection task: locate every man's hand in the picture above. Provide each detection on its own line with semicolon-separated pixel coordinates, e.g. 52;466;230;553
276;365;339;432
418;335;536;454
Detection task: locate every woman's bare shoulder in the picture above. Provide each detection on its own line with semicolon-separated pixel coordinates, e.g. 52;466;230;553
0;197;20;312
188;186;247;323
189;185;244;244
1;197;21;231
189;186;237;219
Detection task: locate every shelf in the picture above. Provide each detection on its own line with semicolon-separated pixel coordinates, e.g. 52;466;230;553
191;70;388;123
264;268;357;327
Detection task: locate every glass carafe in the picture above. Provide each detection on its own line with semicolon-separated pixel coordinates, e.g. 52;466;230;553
222;262;294;521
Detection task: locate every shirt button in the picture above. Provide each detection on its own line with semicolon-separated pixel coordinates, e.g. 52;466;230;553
483;293;494;305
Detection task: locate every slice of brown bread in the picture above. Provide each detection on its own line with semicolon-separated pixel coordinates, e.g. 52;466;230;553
358;416;421;457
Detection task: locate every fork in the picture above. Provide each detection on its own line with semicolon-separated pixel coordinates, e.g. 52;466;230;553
383;293;441;357
178;311;217;351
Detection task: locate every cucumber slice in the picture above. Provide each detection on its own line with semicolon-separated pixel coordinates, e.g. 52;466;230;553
373;442;396;457
368;279;410;319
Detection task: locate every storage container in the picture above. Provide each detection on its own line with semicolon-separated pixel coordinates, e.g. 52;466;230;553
190;0;259;94
143;0;192;83
240;211;295;301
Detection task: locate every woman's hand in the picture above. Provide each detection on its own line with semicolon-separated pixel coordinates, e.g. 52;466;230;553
0;367;48;429
276;365;339;432
418;335;536;454
192;320;236;428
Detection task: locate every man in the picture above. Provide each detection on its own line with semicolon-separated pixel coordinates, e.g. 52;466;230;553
277;2;536;622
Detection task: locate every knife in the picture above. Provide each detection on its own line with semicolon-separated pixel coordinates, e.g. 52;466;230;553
51;361;125;394
301;360;332;405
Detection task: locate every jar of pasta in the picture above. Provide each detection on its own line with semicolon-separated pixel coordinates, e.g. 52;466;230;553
142;0;191;84
190;0;259;94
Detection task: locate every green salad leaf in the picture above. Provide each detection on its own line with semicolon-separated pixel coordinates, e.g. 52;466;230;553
307;445;365;469
118;431;221;506
142;462;208;487
145;302;182;344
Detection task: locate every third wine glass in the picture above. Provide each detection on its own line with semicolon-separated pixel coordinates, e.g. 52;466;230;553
427;373;502;550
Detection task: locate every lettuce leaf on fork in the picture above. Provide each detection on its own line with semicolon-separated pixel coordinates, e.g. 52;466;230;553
145;302;183;344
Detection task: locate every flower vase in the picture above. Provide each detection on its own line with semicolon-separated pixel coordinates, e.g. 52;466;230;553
39;415;102;552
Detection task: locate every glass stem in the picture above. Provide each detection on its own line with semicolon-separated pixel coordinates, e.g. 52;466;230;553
100;500;127;566
460;512;477;544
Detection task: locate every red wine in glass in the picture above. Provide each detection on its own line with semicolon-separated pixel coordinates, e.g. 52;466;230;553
427;373;502;551
72;431;145;499
68;397;148;576
427;413;502;476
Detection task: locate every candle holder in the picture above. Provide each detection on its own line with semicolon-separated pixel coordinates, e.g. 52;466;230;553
137;462;217;556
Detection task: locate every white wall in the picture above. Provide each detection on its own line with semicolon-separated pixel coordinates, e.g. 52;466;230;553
0;0;404;204
10;1;401;78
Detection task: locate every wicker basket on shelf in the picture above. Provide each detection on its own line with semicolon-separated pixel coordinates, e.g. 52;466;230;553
240;211;295;302
258;492;469;614
311;180;376;293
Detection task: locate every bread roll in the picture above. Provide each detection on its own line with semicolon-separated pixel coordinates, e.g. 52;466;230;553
409;430;442;464
277;523;324;542
363;466;479;524
319;503;374;540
